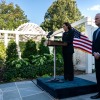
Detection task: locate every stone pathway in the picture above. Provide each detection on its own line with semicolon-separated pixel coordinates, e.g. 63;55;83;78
0;73;100;100
0;81;53;100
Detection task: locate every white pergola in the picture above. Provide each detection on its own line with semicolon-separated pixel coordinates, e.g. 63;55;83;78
0;23;46;47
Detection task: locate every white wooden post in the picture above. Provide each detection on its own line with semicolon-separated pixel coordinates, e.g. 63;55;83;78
4;33;8;47
85;17;93;73
15;34;19;45
15;33;21;59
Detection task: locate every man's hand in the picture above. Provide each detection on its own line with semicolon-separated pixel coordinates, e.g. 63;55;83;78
94;52;100;59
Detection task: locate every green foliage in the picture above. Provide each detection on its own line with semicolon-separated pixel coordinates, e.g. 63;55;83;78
4;40;19;81
31;53;64;76
19;42;26;53
6;40;18;61
55;45;64;75
42;74;50;78
56;46;62;55
0;0;29;29
3;58;35;81
41;0;84;32
56;54;64;75
0;41;6;66
3;39;64;82
17;59;35;78
75;23;85;32
3;65;18;81
0;59;4;68
22;39;37;59
3;53;64;82
38;37;50;55
31;54;54;76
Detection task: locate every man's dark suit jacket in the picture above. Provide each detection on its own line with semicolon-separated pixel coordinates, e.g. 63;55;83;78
92;28;100;54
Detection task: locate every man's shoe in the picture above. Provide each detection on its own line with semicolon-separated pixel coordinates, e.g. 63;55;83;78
90;93;100;99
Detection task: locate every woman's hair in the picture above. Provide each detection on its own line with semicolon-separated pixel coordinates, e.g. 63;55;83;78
63;22;72;30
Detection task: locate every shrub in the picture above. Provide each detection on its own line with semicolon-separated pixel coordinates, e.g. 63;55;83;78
19;41;26;53
0;41;6;62
3;58;35;81
31;53;64;77
6;39;18;61
3;40;18;81
3;54;64;82
22;39;37;59
0;41;6;76
3;39;64;82
31;54;53;76
38;37;50;55
18;58;35;78
56;54;64;75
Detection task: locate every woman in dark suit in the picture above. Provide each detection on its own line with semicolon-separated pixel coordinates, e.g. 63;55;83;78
62;22;74;81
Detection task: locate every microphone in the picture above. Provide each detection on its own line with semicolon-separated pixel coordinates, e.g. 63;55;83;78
46;31;53;38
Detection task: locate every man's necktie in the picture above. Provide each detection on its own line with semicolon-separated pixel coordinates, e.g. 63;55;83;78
95;28;100;40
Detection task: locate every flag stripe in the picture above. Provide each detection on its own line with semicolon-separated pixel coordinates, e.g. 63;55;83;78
80;36;92;43
81;35;88;38
74;38;92;45
72;28;92;54
74;47;92;54
74;44;92;53
73;41;92;49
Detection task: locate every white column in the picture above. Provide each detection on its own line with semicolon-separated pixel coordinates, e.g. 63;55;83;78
4;33;8;47
15;34;19;45
85;17;93;73
15;33;21;59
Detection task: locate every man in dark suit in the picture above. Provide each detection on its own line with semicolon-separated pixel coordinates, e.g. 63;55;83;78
91;13;100;99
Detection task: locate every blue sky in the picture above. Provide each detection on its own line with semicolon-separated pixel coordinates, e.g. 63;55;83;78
76;0;100;18
1;0;100;25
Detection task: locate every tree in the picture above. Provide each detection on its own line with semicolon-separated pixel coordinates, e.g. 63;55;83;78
0;0;29;29
6;40;18;61
0;41;6;69
40;0;84;32
0;41;6;61
22;39;37;59
38;37;50;55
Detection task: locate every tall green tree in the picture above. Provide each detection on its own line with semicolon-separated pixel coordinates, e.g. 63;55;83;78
6;40;18;61
0;41;6;69
41;0;84;32
22;39;37;59
0;41;6;61
38;37;50;55
4;40;18;81
0;0;29;29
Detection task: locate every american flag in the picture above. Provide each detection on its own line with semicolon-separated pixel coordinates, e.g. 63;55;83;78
72;28;92;54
